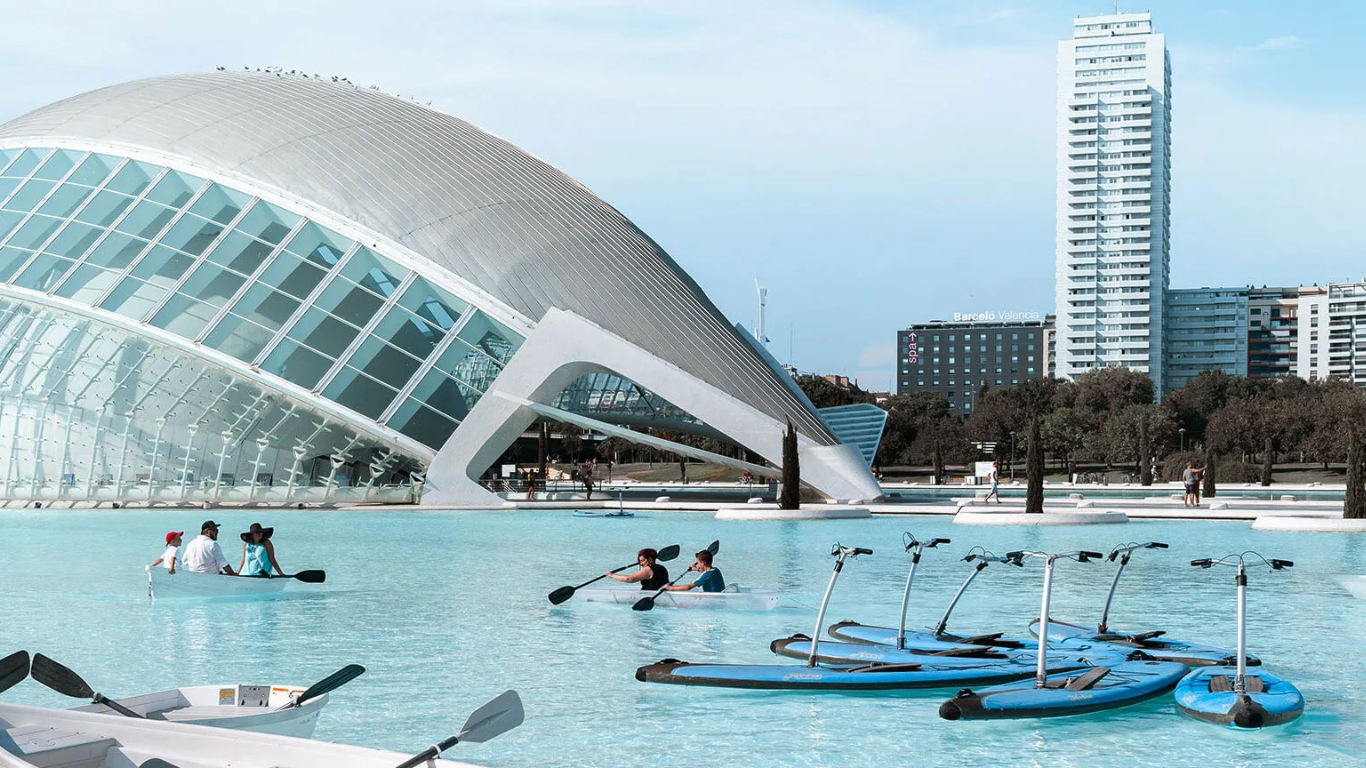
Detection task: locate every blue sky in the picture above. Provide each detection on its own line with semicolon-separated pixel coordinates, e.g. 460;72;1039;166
1;1;1362;391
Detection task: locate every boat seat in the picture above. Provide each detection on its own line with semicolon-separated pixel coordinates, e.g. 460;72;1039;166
946;632;1005;645
722;584;739;593
1094;630;1165;645
1046;666;1111;691
159;705;245;722
928;647;1006;659
1208;675;1264;694
4;725;118;768
849;662;924;673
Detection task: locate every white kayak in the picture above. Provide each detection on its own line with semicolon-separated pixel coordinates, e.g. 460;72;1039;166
146;567;314;599
1339;575;1366;600
69;683;326;738
579;585;780;610
1;701;487;768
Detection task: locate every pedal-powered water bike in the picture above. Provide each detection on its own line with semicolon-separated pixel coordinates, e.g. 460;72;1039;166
637;545;1057;691
938;549;1188;720
1028;541;1256;667
771;535;1124;668
1173;553;1303;729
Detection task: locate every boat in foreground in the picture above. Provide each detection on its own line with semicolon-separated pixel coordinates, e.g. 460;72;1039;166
69;683;327;738
146;567;322;599
939;549;1188;720
1173;554;1302;729
580;586;779;610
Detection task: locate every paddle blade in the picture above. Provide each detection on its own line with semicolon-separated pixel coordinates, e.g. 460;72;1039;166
706;540;720;555
0;650;29;695
31;653;95;700
456;689;524;743
656;544;682;562
295;664;365;706
548;586;576;605
631;597;655;611
291;569;326;584
140;761;181;768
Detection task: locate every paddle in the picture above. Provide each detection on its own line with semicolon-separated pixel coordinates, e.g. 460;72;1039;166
0;650;29;695
547;544;681;605
632;540;721;612
30;653;143;718
139;762;178;768
242;569;326;583
276;663;365;710
393;689;524;768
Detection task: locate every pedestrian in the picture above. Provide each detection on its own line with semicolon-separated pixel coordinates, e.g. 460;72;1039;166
1183;462;1207;507
983;462;1002;504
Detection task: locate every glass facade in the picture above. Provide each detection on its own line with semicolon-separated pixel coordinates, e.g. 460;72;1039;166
0;147;525;456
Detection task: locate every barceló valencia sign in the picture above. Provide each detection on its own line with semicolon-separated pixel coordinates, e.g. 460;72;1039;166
952;311;1043;322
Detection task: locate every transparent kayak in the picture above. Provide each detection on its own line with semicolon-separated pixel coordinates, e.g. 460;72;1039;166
579;585;780;610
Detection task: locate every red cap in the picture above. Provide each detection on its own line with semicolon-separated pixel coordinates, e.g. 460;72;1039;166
165;531;184;545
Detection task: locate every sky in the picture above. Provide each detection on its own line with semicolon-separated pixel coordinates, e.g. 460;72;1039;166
1;0;1363;392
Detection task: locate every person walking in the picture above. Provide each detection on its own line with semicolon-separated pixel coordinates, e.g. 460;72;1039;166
982;462;1002;504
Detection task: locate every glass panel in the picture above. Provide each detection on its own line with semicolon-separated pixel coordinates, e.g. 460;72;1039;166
67;154;120;187
13;254;73;291
340;247;406;297
398;279;467;331
456;311;522;364
84;232;148;270
41;221;103;259
230;283;299;330
258;251;326;299
0;148;45;179
0;246;34;283
0;210;24;242
262;339;334;389
104;161;159;196
36;184;95;218
3;179;55;212
130;245;195;287
388;398;457;449
283;222;349;267
54;264;120;304
410;370;481;421
203;313;276;363
5;215;61;250
176;263;245;307
322;367;396;420
205;231;275;276
0;177;21;204
144;170;203;208
74;191;134;227
316;279;383;327
188;184;250;224
31;149;80;181
235;201;298;245
371;307;443;361
0;148;19;175
286;307;357;358
100;277;166;319
158;214;225;256
347;336;423;390
434;338;503;392
149;294;218;339
114;201;176;240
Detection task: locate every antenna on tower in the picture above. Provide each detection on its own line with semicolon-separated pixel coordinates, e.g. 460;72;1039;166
755;280;769;346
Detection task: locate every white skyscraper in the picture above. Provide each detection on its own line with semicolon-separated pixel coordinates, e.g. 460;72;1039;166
1054;12;1172;393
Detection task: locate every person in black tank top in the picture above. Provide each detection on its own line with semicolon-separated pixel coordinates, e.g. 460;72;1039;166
607;548;669;590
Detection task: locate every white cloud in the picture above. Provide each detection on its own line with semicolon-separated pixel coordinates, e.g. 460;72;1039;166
1249;35;1309;51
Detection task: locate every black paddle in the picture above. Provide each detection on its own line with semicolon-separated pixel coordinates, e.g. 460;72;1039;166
276;663;365;710
393;689;524;768
30;653;143;718
547;544;681;605
0;650;29;695
139;762;178;768
632;540;721;612
242;569;326;583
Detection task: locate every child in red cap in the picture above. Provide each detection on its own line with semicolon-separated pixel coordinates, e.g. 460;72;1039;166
150;531;183;574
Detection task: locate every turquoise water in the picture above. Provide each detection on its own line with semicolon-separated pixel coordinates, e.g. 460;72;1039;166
2;509;1363;767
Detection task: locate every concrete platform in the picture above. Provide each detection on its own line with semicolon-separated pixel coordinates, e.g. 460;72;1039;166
953;507;1129;526
715;505;872;521
1252;516;1366;532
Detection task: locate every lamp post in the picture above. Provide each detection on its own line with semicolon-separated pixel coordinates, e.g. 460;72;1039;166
1010;431;1018;482
1179;427;1186;453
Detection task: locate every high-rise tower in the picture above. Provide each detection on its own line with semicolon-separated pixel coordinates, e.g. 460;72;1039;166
1055;12;1171;395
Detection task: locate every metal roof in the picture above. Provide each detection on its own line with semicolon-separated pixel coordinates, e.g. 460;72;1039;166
0;71;835;445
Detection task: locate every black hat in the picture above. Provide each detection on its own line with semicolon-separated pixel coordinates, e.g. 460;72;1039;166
200;520;220;532
240;522;274;543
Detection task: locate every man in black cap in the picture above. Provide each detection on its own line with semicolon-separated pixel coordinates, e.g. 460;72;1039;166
182;520;236;575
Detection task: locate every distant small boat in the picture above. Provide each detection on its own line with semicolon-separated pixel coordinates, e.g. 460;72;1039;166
573;510;635;518
580;586;779;610
70;683;327;738
146;567;321;599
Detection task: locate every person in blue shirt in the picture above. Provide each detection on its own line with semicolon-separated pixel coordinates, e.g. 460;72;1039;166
665;549;725;593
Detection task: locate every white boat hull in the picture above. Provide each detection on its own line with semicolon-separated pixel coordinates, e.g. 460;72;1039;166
69;683;326;738
580;585;780;610
1;702;484;768
1340;575;1366;600
146;567;299;599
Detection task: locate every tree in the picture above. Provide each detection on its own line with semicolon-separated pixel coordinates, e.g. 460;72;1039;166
1075;367;1154;413
795;375;874;409
780;419;800;509
1026;414;1044;514
1203;447;1217;499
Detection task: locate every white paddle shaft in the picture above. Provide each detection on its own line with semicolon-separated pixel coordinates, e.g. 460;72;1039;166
896;547;923;650
1035;557;1056;689
808;552;850;667
1235;563;1248;692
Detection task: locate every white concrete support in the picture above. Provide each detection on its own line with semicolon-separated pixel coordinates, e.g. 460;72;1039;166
424;309;882;506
